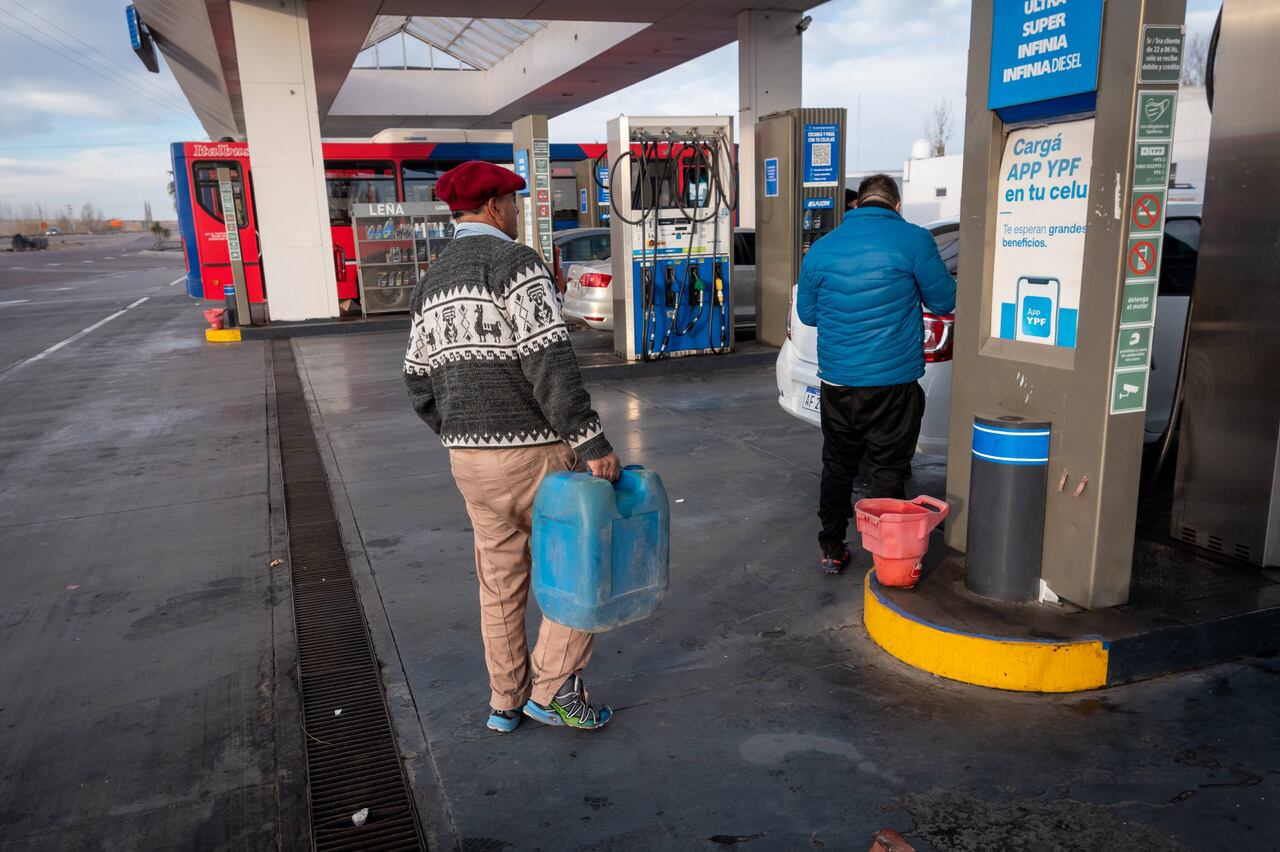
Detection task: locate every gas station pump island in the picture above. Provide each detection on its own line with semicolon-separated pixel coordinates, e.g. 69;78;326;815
860;0;1279;692
604;116;736;362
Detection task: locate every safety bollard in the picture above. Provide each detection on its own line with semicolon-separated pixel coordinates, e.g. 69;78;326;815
964;414;1050;601
223;284;238;327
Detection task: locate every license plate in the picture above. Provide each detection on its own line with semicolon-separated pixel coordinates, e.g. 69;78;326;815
802;385;821;412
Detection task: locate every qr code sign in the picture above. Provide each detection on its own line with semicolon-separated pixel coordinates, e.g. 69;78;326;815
811;143;832;167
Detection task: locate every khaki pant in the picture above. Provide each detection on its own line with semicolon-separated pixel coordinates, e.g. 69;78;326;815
449;443;595;709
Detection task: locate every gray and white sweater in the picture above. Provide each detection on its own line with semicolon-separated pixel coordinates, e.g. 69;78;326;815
403;232;612;460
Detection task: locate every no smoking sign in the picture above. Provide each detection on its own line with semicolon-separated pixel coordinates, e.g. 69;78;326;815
1130;189;1165;231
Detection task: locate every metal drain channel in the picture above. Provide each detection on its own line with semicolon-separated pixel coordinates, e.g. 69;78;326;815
272;340;426;852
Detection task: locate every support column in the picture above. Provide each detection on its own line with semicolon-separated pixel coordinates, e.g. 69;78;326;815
512;115;553;264
737;10;802;229
945;0;1188;609
228;0;338;322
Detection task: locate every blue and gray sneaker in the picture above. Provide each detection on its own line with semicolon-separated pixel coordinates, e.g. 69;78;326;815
487;707;521;734
523;673;612;730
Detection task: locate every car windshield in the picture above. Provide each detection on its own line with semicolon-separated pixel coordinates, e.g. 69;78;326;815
560;233;610;263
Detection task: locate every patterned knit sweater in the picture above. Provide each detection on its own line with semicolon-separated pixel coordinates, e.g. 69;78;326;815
403;234;612;460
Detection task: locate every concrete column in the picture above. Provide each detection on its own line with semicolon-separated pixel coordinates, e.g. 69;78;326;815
737;10;803;229
228;0;338;321
512;115;553;263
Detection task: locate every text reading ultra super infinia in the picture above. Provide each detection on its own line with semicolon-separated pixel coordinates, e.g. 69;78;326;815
1005;0;1081;83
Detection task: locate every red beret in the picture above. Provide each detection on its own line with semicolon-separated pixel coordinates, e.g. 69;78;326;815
436;161;526;212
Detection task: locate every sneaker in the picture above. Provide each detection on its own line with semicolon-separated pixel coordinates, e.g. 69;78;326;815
487;707;521;734
523;673;612;730
821;545;852;575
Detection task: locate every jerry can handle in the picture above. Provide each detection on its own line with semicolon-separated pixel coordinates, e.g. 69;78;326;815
912;495;950;519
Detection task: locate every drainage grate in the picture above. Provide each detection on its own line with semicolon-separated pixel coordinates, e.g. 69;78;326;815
272;340;426;852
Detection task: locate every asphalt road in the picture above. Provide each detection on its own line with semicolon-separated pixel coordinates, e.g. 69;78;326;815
0;234;189;378
0;238;302;849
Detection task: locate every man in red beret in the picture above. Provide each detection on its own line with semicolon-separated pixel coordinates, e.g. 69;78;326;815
404;160;620;733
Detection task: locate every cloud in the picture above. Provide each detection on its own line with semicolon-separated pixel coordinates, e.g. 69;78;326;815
550;0;970;171
0;87;119;118
0;145;176;218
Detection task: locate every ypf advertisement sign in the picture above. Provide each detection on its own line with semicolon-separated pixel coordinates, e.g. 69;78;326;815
990;118;1094;349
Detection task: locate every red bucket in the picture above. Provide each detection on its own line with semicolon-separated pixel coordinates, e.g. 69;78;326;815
203;308;226;330
855;495;949;589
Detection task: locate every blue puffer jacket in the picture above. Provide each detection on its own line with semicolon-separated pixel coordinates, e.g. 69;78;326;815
796;205;956;388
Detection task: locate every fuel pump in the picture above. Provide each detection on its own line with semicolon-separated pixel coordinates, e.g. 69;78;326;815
605;116;735;362
754;107;847;348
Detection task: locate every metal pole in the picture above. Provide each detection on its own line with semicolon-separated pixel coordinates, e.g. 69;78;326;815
216;166;252;327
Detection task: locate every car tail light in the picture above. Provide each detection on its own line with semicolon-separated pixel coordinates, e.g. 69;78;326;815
786;295;794;340
580;272;612;288
923;313;954;362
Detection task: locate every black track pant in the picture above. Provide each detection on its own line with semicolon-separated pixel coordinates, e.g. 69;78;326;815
818;381;925;557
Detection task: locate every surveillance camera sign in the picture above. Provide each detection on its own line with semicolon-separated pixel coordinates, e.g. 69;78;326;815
990;117;1094;349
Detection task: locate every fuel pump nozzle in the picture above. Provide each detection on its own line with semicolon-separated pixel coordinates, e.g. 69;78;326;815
688;267;705;307
664;266;678;317
713;262;725;306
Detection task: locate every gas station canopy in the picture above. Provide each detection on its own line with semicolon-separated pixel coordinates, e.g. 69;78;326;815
134;0;823;140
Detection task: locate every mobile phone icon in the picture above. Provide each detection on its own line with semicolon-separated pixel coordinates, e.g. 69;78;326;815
1016;276;1060;344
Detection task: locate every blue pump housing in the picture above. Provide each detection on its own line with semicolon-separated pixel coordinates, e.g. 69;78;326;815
532;465;670;632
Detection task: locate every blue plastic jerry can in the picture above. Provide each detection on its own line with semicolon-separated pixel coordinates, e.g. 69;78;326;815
532;465;670;632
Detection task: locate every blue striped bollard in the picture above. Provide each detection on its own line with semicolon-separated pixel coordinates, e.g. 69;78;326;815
965;414;1051;601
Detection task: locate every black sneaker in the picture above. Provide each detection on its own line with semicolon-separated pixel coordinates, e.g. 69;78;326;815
821;545;852;575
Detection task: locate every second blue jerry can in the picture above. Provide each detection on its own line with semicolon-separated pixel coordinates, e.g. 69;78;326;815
532;464;670;632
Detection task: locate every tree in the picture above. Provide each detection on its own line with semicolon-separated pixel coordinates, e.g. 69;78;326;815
167;169;176;213
149;220;170;249
1182;29;1211;86
80;202;98;233
925;99;955;157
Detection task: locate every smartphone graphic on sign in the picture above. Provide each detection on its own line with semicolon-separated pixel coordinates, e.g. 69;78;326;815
1016;276;1060;344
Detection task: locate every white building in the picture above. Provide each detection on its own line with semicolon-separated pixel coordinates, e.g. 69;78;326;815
898;87;1212;225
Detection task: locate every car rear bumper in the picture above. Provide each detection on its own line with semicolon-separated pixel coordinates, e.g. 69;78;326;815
562;289;613;331
776;340;953;456
775;340;821;427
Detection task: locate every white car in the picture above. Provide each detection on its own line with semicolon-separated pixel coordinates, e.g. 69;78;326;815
562;229;759;332
776;204;1201;452
776;220;958;455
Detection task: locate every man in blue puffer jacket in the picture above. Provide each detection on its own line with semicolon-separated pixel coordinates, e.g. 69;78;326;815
797;174;956;574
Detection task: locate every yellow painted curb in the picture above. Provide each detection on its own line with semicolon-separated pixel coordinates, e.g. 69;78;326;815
205;328;242;343
862;572;1109;692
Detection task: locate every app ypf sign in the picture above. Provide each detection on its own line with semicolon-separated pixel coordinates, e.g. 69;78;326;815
990;118;1094;348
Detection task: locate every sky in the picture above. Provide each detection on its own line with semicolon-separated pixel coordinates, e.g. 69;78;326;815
0;0;1223;220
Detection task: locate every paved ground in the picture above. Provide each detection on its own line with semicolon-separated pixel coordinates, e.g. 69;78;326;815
0;234;186;376
295;330;1280;852
0;246;304;850
2;245;1277;850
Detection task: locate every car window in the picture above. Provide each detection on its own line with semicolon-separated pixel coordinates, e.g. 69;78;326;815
557;233;611;262
933;233;959;276
324;160;396;227
734;231;756;266
560;235;593;263
587;234;610;260
192;162;248;227
1159;217;1200;297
